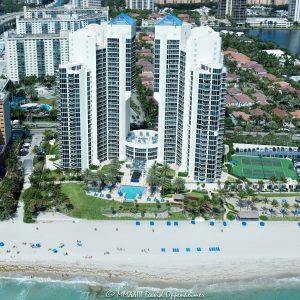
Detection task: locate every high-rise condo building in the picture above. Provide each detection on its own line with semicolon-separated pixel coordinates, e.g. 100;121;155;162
288;0;300;22
72;0;107;8
126;0;154;10
154;14;226;182
217;0;247;24
59;13;136;170
5;6;108;82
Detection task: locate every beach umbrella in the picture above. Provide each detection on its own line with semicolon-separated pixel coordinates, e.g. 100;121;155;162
259;221;265;227
35;243;41;248
242;221;247;226
223;221;227;227
0;242;4;247
52;249;58;253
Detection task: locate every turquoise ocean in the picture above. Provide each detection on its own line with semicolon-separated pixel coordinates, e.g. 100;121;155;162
0;275;300;300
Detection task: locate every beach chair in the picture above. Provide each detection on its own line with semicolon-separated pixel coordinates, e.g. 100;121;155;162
136;221;141;226
166;221;171;226
161;248;166;252
150;221;155;226
196;247;201;252
242;221;247;226
259;221;265;227
191;220;196;225
185;248;191;252
223;221;227;226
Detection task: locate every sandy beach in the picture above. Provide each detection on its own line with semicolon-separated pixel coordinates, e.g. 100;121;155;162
0;219;300;287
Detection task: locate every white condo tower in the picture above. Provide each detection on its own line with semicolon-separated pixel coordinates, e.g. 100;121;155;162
154;14;226;182
59;13;136;170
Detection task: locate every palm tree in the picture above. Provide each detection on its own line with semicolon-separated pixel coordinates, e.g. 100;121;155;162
257;180;264;192
236;199;245;211
271;199;279;209
262;197;269;206
160;176;171;196
160;162;171;178
173;177;185;193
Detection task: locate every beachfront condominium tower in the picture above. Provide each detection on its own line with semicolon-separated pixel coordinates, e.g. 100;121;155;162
59;13;136;170
217;0;247;24
288;0;300;22
126;0;154;10
154;14;226;182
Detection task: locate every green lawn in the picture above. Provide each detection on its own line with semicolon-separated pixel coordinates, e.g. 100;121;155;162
231;155;298;180
36;97;57;106
259;193;300;198
184;191;208;198
61;183;187;220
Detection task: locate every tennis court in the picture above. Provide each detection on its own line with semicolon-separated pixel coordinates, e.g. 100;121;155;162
231;155;298;180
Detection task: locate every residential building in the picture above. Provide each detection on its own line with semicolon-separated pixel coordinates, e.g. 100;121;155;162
16;6;108;35
5;6;108;82
5;31;70;82
246;17;292;27
217;0;247;24
288;0;300;22
154;14;226;182
59;13;136;170
0;79;12;163
72;0;107;8
126;0;154;10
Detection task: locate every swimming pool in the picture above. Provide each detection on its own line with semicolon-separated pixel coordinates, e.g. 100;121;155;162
120;185;146;200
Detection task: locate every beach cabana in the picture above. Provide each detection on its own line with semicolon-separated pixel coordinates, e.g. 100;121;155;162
136;221;141;226
35;243;41;248
0;242;4;247
209;221;215;226
298;222;300;227
191;220;196;225
174;221;179;226
185;248;191;252
161;248;166;252
196;247;201;252
223;221;227;227
259;221;265;227
150;221;155;226
52;249;58;253
173;194;184;202
147;197;151;202
237;211;259;221
242;221;247;226
166;221;171;226
118;191;123;196
100;194;104;198
106;194;112;199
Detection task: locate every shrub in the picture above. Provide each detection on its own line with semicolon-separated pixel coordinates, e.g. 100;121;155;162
226;211;236;221
226;203;235;211
260;215;268;221
178;172;188;177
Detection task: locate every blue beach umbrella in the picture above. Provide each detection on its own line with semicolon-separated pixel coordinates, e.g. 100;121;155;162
259;221;265;227
223;221;227;226
36;243;41;248
242;221;247;226
0;242;4;247
52;249;58;253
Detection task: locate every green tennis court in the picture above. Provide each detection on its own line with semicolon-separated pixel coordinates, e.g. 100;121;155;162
231;155;298;180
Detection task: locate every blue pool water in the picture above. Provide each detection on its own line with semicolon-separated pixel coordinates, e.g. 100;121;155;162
120;185;146;200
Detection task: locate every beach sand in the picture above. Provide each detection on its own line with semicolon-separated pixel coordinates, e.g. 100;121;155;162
0;220;300;288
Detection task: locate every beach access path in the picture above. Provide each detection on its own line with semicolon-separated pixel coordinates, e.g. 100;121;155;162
0;220;300;287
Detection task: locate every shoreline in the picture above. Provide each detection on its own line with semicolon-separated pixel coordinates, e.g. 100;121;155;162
0;220;300;290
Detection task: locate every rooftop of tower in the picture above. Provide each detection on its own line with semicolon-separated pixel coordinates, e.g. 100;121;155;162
109;12;136;26
156;13;183;26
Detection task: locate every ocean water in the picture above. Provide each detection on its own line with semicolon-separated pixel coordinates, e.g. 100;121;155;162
1;275;300;300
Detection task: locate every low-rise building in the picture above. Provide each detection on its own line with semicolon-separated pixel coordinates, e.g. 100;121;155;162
271;108;290;119
246;17;291;28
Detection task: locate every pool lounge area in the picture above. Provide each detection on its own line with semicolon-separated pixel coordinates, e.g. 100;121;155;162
120;185;146;201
